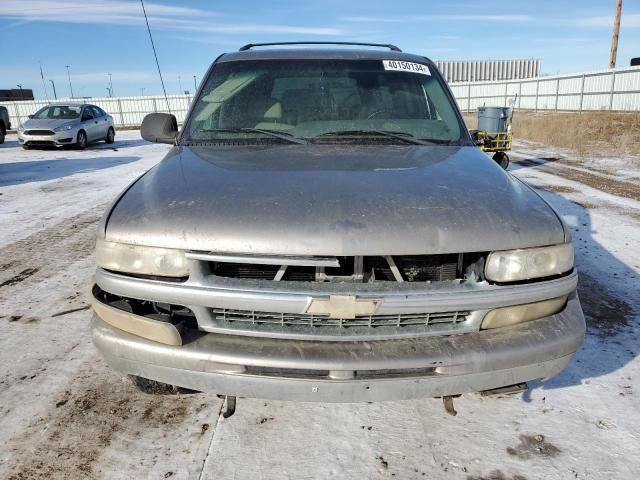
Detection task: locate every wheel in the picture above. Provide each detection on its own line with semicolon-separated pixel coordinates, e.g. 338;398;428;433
76;130;87;150
493;152;510;170
129;375;198;395
105;127;115;144
22;144;30;150
0;131;5;145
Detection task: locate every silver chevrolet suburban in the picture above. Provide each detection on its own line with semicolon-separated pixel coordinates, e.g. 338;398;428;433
91;42;585;405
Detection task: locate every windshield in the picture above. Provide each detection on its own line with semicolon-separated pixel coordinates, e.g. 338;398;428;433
32;105;81;120
184;59;465;144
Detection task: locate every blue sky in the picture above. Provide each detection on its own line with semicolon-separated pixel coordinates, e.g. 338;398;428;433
1;0;639;99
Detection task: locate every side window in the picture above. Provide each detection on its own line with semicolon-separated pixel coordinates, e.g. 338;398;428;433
81;108;94;121
93;106;106;117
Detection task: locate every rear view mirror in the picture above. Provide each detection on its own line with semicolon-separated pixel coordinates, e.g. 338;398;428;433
141;113;178;144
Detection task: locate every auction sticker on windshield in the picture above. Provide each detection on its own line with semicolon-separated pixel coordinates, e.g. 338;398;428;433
382;60;431;75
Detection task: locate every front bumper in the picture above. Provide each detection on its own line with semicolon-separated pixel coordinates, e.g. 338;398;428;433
17;129;77;147
92;292;585;402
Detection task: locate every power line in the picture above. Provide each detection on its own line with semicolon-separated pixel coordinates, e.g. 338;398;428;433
140;0;171;113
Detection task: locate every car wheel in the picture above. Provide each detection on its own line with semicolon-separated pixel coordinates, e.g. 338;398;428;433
76;130;87;150
105;127;115;144
493;152;510;170
128;375;199;395
22;144;30;150
0;131;5;145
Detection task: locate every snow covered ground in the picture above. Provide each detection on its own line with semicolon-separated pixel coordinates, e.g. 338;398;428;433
0;131;638;480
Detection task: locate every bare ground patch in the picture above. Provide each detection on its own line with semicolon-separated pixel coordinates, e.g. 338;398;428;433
511;156;640;201
506;434;561;460
578;272;634;336
4;369;195;480
0;206;106;318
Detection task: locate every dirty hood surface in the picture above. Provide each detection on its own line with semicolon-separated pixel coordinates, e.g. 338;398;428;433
105;144;565;255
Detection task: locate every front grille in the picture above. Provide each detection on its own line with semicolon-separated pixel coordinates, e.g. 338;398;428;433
208;254;474;283
210;307;469;328
25;140;55;146
25;130;55;135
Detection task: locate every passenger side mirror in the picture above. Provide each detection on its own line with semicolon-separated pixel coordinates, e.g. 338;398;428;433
28;114;34;119
141;113;178;144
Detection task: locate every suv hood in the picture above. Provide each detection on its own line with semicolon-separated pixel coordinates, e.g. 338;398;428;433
104;144;565;255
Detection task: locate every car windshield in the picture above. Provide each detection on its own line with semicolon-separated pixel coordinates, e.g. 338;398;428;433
184;59;465;144
32;105;81;120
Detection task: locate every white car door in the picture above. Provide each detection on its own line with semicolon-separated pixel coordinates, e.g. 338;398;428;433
90;106;110;139
81;107;99;141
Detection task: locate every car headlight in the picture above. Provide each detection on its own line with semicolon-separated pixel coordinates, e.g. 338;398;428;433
17;125;25;132
96;239;188;277
54;124;74;132
485;243;574;282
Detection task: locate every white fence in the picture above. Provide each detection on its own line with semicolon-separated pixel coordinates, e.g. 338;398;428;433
4;65;640;129
5;94;195;129
449;65;640;112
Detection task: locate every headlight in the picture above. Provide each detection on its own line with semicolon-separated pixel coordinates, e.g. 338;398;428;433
481;296;567;329
54;124;74;132
485;243;574;282
96;239;188;277
17;125;25;132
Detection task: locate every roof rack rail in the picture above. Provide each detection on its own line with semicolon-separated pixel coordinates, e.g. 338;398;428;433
239;41;402;52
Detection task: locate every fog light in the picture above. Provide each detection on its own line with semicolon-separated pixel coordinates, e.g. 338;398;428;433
481;296;567;329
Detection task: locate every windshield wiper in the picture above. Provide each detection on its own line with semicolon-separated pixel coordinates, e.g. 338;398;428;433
201;127;307;145
311;130;430;145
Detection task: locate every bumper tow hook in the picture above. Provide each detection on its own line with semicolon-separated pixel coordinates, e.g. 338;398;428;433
443;396;458;416
222;395;237;418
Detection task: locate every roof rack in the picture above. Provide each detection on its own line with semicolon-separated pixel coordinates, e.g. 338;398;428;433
239;41;402;52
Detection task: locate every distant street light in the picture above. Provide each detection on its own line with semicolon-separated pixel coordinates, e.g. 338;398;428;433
178;75;182;94
50;79;57;99
107;87;112;97
140;87;146;96
108;73;114;97
65;65;74;98
193;75;197;91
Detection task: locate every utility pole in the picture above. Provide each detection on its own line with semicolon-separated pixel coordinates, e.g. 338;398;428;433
50;79;57;99
193;75;197;91
107;87;112;97
108;73;114;97
609;0;623;68
178;75;182;94
65;65;74;98
140;87;146;96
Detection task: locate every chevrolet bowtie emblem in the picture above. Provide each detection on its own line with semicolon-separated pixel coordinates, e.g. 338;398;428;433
305;295;381;319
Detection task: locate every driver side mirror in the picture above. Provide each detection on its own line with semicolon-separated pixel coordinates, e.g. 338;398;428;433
141;113;178;144
28;114;34;119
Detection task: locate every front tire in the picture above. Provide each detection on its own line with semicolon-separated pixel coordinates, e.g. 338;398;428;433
0;131;5;145
105;127;115;144
76;130;87;150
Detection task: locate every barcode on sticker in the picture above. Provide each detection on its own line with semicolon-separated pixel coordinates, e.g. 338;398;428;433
382;60;431;75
